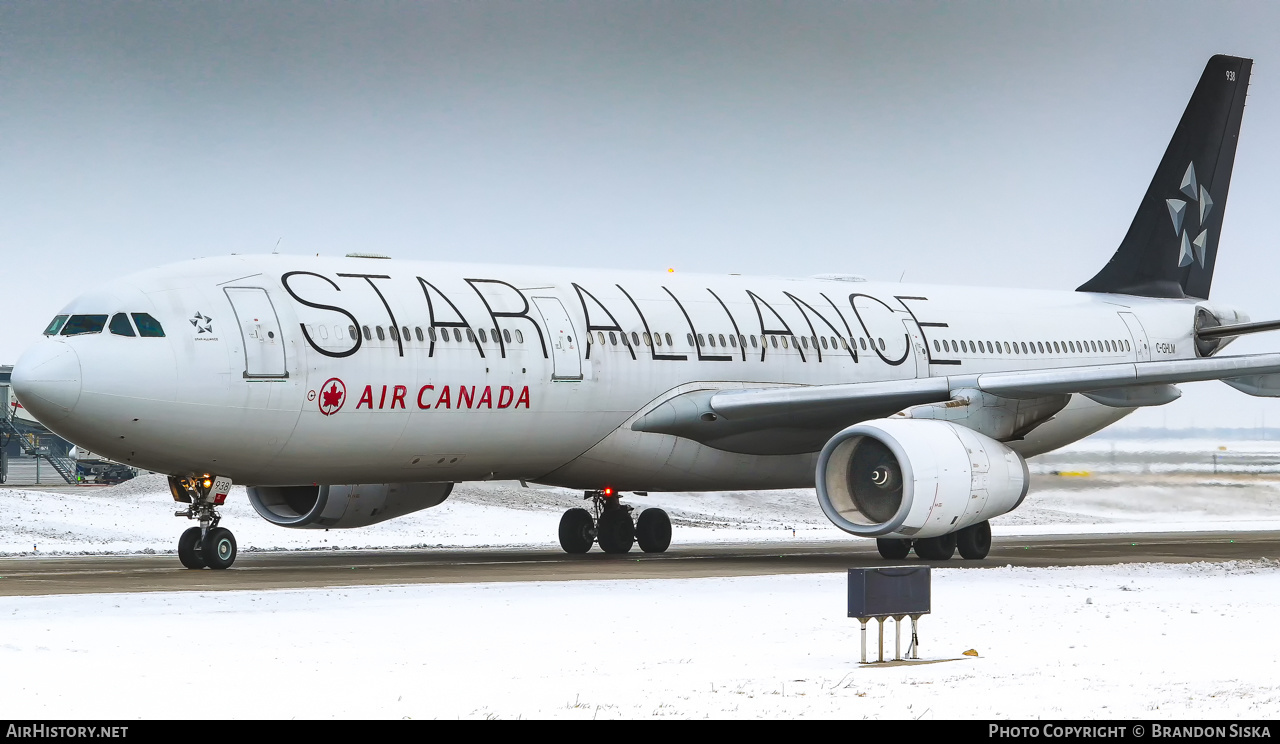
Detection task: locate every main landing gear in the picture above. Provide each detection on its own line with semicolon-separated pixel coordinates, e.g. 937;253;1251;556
875;520;992;562
558;489;672;555
169;474;238;570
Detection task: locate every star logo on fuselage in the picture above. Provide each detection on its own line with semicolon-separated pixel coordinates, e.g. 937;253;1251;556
1165;162;1214;268
190;312;213;334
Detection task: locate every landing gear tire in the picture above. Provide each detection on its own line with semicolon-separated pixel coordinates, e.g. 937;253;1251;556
956;520;992;560
913;533;956;561
876;538;912;560
635;508;672;554
559;508;596;554
596;509;635;554
202;527;237;570
178;527;206;569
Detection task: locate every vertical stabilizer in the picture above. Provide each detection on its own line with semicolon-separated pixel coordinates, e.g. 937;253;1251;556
1078;55;1251;299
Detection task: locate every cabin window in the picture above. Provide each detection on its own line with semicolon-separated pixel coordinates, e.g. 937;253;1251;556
389;326;399;342
318;325;330;340
415;327;423;342
361;326;371;341
751;336;759;348
780;336;790;349
402;326;410;342
1125;339;1131;351
478;329;487;343
1090;340;1097;352
840;338;849;351
621;333;630;347
716;334;725;347
630;332;640;346
653;333;662;347
644;332;652;347
43;315;69;335
933;340;941;353
665;333;674;346
1034;342;1041;353
771;336;779;349
449;328;459;342
607;332;616;345
597;332;605;345
109;313;135;337
800;336;808;349
697;334;705;347
728;335;736;348
515;330;524;343
708;334;716;348
501;329;510;344
1052;341;1060;353
375;326;385;341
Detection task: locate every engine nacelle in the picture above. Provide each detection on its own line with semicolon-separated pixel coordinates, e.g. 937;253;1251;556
247;482;453;529
816;419;1028;539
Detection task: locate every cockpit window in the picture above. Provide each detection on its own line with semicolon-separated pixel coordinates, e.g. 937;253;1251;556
43;315;69;335
60;314;108;336
131;313;165;337
109;313;136;337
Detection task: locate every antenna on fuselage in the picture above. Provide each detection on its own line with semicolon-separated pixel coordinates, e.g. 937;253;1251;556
273;237;283;254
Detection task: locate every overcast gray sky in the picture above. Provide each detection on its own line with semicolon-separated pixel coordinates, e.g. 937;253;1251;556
4;1;1279;429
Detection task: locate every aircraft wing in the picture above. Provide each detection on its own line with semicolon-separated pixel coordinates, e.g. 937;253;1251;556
631;352;1280;455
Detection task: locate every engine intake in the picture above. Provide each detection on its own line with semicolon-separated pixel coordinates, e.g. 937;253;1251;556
247;482;453;529
816;418;1028;539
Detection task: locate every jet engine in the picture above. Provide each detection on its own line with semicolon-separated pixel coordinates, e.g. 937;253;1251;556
247;482;453;529
815;419;1028;539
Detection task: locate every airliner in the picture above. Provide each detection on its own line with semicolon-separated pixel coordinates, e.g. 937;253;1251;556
13;55;1278;569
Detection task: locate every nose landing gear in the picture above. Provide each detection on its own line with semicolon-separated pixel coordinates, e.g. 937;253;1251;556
170;475;238;569
557;489;671;555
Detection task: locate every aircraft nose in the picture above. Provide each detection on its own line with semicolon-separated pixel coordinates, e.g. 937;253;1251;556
11;341;82;425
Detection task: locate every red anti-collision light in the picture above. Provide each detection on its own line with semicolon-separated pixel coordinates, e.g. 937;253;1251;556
602;487;614;496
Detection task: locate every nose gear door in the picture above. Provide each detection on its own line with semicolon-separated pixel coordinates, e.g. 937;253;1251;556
531;296;583;381
224;287;288;378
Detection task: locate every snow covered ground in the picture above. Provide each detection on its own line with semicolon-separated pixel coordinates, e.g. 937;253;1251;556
5;466;1280;555
1;561;1277;718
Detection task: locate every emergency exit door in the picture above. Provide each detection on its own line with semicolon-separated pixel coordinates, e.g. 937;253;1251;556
224;287;288;378
531;297;583;381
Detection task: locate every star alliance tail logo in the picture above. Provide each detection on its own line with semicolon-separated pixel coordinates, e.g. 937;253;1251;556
1165;162;1214;268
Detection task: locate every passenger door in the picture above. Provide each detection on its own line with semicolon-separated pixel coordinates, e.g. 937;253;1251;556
1118;312;1151;362
531;297;583;381
225;287;288;378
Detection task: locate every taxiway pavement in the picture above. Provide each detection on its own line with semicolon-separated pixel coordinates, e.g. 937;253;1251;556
1;530;1277;597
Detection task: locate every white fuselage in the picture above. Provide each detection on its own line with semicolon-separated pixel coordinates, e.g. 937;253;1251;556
17;254;1216;490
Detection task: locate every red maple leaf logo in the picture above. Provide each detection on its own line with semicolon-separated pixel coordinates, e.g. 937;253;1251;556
318;378;346;416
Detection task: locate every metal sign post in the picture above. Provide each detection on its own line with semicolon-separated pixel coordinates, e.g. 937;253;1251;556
849;567;931;663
